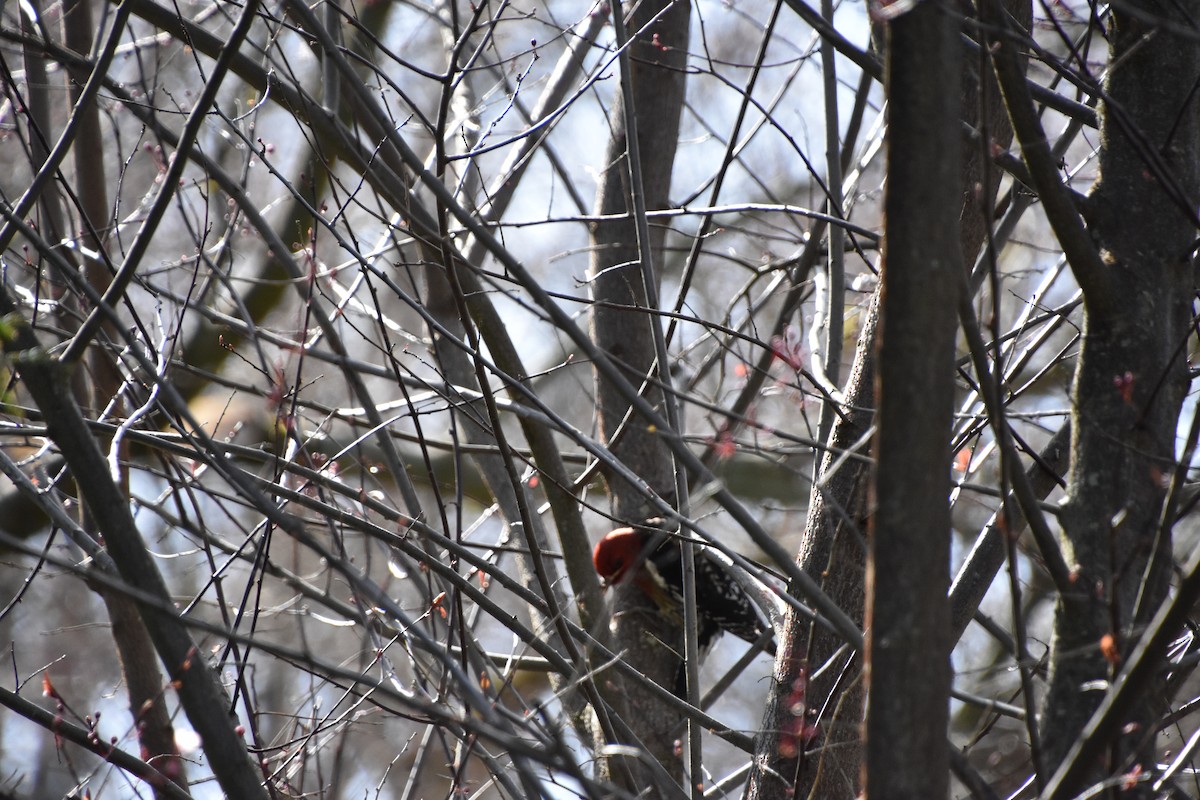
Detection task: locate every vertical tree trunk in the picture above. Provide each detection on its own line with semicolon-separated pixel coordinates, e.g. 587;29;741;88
865;3;961;796
588;0;690;786
589;0;689;521
745;2;1027;795
1041;2;1200;782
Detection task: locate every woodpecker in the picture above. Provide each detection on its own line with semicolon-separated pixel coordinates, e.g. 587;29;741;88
592;522;776;654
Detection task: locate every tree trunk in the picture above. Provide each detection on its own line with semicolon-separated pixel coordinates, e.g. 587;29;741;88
588;0;691;787
1041;1;1200;784
745;1;1027;794
865;3;961;795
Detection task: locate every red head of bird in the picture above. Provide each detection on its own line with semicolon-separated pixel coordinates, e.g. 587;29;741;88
592;526;647;587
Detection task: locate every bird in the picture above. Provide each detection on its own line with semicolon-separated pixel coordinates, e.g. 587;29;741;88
592;521;777;655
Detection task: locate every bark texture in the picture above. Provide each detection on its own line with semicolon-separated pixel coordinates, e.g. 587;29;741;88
590;0;689;520
1042;1;1200;782
588;0;691;787
744;1;1027;794
865;4;961;796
